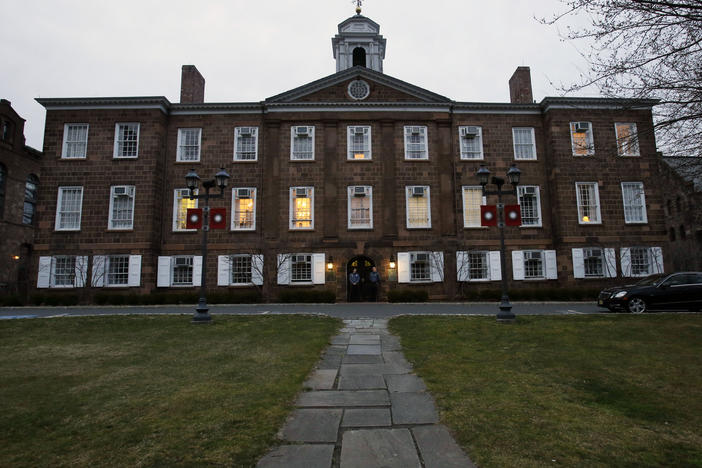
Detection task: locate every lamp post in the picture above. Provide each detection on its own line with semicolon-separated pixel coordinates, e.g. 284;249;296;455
185;168;230;323
477;164;521;322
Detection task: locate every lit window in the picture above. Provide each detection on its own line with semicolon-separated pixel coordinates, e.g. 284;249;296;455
114;123;140;158
512;127;537;160
621;182;647;223
459;126;483;160
575;182;601;224
347;126;371;160
173;188;198;231
232;188;256;230
406;186;431;229
517;185;542;227
462;186;485;228
615;123;640;156
62;124;89;159
177;128;201;162
23;174;38;225
55;186;83;231
109;185;135;230
570;122;594;156
348;186;373;229
404;126;428;160
290;187;314;229
523;251;544;279
234;127;258;161
291;126;315;160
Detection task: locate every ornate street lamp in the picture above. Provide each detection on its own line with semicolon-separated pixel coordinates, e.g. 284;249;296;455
186;168;230;323
477;164;521;322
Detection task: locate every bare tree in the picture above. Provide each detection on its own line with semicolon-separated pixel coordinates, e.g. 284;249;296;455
542;1;702;177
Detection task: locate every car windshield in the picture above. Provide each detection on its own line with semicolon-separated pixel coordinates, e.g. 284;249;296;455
635;274;666;286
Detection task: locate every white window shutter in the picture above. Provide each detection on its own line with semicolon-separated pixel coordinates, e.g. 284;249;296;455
489;251;502;281
252;254;264;286
456;251;468;282
312;253;325;284
572;248;585;279
157;256;172;287
128;255;141;287
430;252;444;282
277;254;290;285
75;256;88;287
545;250;558;280
37;256;52;288
217;255;230;286
192;256;203;287
651;247;664;274
620;248;632;277
512;251;525;281
397;252;410;283
605;248;617;278
92;255;106;287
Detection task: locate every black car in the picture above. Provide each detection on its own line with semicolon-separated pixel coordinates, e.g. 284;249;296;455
598;272;702;313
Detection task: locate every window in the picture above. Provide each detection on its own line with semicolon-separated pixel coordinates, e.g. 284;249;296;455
157;256;202;287
277;253;325;285
457;251;501;282
114;123;139;158
23;174;38;225
512;250;557;280
621;247;663;277
410;252;431;282
232;188;256;230
177;128;201;162
172;256;194;286
55;186;83;230
348;186;373;229
570;121;594;156
517;185;542;227
347;126;371;160
462;186;485;228
108;185;135;230
53;256;77;287
37;255;88;289
106;255;130;286
217;254;263;286
234;127;258;161
572;248;616;279
621;182;647;223
404;126;428;160
583;248;604;277
459;126;483;160
512;128;536;160
173;188;198;231
397;251;443;283
0;163;5;219
575;182;601;224
406;186;431;229
615;123;640;156
291;126;315;160
467;252;489;280
290;186;314;229
524;251;544;279
231;255;252;285
1;120;11;142
91;255;141;287
62;124;89;159
291;254;312;283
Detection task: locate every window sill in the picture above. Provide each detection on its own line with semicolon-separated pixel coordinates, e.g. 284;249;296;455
578;222;602;226
348;227;373;231
406;226;432;230
519;225;543;229
54;228;81;232
289;228;315;232
404;158;430;162
290;159;316;163
459;156;484;161
113;156;139;160
572;154;595;157
107;228;134;232
232;228;256;232
346;159;373;162
513;158;538;162
463;226;488;229
232;159;258;163
624;221;648;225
172;229;198;233
175;160;201;164
59;156;87;160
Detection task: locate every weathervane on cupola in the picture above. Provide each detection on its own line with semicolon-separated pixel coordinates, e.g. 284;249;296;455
333;0;386;72
353;0;363;15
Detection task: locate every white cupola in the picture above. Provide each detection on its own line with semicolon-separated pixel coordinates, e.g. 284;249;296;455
331;9;386;73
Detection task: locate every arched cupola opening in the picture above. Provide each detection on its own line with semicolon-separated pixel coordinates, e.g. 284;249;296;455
352;47;367;67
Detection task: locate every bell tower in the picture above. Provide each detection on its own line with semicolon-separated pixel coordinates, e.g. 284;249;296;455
332;3;386;73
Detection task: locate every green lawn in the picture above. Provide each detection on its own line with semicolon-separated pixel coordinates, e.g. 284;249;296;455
0;315;339;467
390;314;702;468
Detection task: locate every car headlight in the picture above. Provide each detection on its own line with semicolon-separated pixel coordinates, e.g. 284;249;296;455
613;291;627;298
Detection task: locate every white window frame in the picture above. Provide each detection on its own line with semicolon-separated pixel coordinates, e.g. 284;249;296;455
458;126;484;160
397;251;444;283
572;247;617;279
290;125;315;161
172;188;198;232
347;125;372;160
620;247;664;277
512;127;537;160
92;254;142;288
55;186;84;231
37;255;88;289
405;185;431;229
289;186;314;230
615;122;640;157
277;253;325;285
456;251;501;282
512;250;558;281
575;182;602;224
404;126;429;160
218;254;264;286
233;127;259;161
113;123;140;159
347;186;373;229
461;186;486;228
231;187;257;231
570;121;595;156
517;185;542;227
61;123;89;159
621;182;648;224
108;185;135;230
176;128;202;162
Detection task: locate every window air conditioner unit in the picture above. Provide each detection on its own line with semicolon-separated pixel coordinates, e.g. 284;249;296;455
292;254;310;263
411;186;425;197
237;188;251;199
414;253;429;261
295;187;308;198
174;257;190;266
295;126;309;136
525;251;541;260
523;186;536;195
354;127;367;135
461;126;479;138
574;122;590;133
410;126;422;135
584;248;602;258
353;186;367;197
114;186;127;195
239;127;253;136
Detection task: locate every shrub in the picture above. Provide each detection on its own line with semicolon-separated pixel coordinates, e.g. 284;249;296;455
0;295;23;306
387;289;429;303
277;289;336;303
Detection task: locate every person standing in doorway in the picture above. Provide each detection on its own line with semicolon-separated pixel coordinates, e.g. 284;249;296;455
349;268;361;301
368;266;380;301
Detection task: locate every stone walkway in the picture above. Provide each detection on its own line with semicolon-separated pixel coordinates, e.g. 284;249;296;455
257;319;475;468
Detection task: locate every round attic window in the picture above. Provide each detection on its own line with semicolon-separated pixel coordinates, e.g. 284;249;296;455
348;80;370;100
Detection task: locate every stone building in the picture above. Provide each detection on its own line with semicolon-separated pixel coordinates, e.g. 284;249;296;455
32;11;668;302
0;99;42;300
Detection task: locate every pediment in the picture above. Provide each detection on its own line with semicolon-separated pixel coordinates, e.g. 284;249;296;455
338;15;380;34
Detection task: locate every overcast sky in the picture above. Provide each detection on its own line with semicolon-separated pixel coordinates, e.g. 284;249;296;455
1;0;595;149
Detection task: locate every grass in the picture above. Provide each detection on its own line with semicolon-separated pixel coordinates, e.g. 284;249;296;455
0;315;339;467
390;314;702;468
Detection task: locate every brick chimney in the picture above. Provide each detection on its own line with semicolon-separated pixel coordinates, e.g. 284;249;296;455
180;65;205;104
509;66;533;104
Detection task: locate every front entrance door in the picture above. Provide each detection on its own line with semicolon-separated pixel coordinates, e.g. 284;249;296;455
347;256;377;302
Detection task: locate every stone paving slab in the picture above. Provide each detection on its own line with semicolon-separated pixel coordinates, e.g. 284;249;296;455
339;363;410;376
346;344;381;355
390;392;439;425
280;408;342;443
382;351;411;369
341;408;392;427
385;374;427;393
349;334;380;345
297;390;389;407
342;354;383;364
304;369;337;390
330;334;350;345
256;444;334;468
340;429;421;468
412;425;477;468
338;374;386;390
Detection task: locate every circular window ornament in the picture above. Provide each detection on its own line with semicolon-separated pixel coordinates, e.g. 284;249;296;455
348;80;370;100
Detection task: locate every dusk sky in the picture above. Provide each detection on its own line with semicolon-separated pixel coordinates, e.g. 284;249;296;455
1;0;595;149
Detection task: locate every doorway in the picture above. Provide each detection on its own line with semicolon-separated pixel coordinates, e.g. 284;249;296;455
347;256;377;302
